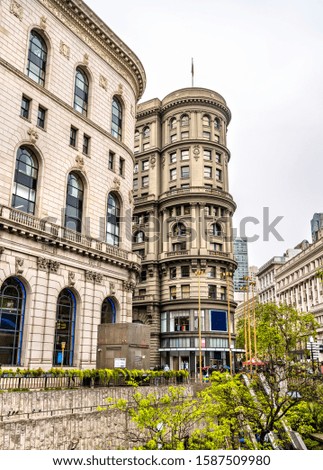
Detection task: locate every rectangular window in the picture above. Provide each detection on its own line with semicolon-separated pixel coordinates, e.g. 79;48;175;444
210;310;227;331
204;166;212;178
173;312;190;332
143;142;150;150
207;267;216;278
220;287;227;300
213;243;223;252
170;267;177;279
83;134;90;155
119;157;125;176
208;285;217;299
138;288;146;296
134;145;139;154
142;176;149;187
133;178;138;190
216;152;221;163
20;95;31;119
181;131;189;139
171;134;177;143
37;106;46;129
108;151;114;171
170;152;177;164
170;168;177;180
140;270;147;282
176;206;181;216
181;184;189;189
170;186;176;192
70;126;78;147
216;169;222;181
184;205;191;214
204;149;212;160
214;135;219;142
142;160;149;171
181;266;190;278
181;285;190;299
205;184;212;190
181;166;189;178
134;163;138;173
172;242;186;252
170;286;177;300
181;150;189;161
203;131;211;139
161;312;167;333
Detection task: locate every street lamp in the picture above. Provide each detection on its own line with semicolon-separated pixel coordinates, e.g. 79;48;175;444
250;281;257;367
222;270;233;375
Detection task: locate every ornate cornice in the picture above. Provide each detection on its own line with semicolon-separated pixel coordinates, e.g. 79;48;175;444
38;0;146;99
161;97;231;123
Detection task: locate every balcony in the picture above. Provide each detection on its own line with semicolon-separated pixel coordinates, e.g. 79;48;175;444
208;250;230;258
159;186;234;201
0;205;133;263
166;250;189;257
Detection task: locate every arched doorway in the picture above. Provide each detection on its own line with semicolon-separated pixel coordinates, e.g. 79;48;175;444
53;289;76;366
101;297;116;324
0;277;26;365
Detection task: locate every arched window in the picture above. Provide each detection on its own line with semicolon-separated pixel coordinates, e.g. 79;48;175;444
214;117;220;129
101;297;116;324
202;114;211;126
173;222;187;237
74;67;89;116
26;30;47;86
53;289;76;367
143;126;150;138
181;114;189;127
134;129;140;140
107;193;120;246
111;96;122;140
0;277;26;366
12;146;38;215
212;223;222;236
65;172;83;233
134;231;145;243
170;117;177;129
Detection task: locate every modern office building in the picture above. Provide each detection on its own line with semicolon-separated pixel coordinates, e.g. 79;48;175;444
311;213;323;243
233;237;249;292
0;0;146;369
132;87;239;372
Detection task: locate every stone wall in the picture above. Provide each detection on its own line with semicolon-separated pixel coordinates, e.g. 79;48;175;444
0;385;195;449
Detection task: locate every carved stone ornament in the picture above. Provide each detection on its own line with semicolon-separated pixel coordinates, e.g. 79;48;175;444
85;270;103;283
15;258;24;274
68;271;76;286
75;154;84;168
118;83;123;95
110;282;116;295
193;145;200;160
37;257;48;271
128;189;134;206
37;257;60;273
150;156;156;169
59;41;70;59
113;177;121;189
40;16;47;29
99;75;108;91
83;53;89;65
10;1;23;21
123;280;135;292
27;127;39;144
161;156;166;168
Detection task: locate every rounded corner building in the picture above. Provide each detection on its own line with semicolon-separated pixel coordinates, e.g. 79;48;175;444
132;86;239;374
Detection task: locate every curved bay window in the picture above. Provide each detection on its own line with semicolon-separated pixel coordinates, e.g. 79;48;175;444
53;289;76;366
106;193;120;246
74;67;89;115
173;222;187;237
101;298;116;324
27;30;47;86
0;277;26;366
12;147;38;214
181;114;189;127
65;172;83;232
111;96;122;140
212;223;222;236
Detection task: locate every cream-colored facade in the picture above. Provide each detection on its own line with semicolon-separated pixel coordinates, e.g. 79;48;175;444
132;87;240;372
0;0;145;369
276;238;323;342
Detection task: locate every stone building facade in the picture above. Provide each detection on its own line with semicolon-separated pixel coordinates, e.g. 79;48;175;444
0;0;146;369
132;88;239;373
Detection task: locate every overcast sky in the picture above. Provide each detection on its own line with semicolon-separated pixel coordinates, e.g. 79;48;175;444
85;0;323;269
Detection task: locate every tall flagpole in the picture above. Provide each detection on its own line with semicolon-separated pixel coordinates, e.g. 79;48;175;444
191;58;194;87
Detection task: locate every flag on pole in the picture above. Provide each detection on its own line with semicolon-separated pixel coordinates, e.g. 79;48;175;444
191;58;194;86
